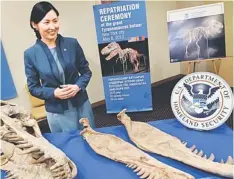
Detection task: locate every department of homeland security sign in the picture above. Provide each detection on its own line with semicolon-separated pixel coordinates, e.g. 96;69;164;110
171;72;233;130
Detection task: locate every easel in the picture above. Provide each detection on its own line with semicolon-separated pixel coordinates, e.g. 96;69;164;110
185;58;225;75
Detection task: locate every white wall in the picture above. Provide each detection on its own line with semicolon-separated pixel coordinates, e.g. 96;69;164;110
1;1;36;111
1;1;180;111
146;1;180;82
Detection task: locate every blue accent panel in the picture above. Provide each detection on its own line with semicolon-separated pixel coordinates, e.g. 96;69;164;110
1;41;17;100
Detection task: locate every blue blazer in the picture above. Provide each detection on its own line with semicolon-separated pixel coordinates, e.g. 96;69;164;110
24;35;92;113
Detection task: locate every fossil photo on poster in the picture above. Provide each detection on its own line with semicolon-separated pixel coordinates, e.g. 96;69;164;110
167;3;226;63
98;38;150;77
168;15;226;62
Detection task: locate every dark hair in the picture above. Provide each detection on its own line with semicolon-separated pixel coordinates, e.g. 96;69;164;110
30;1;59;39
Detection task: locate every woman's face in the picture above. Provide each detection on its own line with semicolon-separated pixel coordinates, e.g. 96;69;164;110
33;10;59;42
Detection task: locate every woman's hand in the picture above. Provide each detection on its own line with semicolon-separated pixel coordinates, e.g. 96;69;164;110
54;85;81;99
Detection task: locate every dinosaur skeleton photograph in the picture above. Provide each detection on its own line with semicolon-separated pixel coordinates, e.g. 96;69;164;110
168;14;226;62
99;40;149;76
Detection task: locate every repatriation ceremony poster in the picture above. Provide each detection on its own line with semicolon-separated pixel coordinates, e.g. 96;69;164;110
93;0;152;113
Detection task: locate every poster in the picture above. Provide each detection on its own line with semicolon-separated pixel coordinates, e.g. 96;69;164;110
167;2;226;63
1;41;17;100
93;0;152;113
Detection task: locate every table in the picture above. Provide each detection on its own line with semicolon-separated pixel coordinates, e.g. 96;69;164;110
1;119;233;179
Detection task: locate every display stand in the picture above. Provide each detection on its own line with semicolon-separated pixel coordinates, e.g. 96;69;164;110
184;58;225;75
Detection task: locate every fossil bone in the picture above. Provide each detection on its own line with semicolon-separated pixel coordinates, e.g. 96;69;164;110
79;118;194;179
0;100;77;179
1;140;55;179
117;109;233;178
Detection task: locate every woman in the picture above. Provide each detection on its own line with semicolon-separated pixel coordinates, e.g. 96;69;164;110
24;1;95;133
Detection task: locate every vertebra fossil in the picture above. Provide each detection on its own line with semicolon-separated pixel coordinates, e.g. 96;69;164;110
0;100;77;179
79;118;194;179
117;109;233;178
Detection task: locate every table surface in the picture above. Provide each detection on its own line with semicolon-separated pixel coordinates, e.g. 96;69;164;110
1;119;233;179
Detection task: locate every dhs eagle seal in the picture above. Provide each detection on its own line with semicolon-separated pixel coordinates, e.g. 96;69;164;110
171;72;233;130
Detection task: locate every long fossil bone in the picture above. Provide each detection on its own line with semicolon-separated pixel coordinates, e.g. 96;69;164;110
0;100;77;179
79;118;195;179
117;109;234;178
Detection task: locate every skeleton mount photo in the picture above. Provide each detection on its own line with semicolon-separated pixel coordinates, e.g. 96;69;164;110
100;41;148;75
0;100;77;179
168;14;226;62
175;20;224;59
